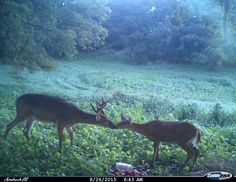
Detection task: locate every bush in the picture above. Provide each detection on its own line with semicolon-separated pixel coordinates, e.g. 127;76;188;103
207;103;236;127
175;103;199;120
0;0;110;70
45;29;77;60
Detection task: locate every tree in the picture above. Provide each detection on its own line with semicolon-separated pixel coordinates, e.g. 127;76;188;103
0;0;111;70
106;0;235;68
213;0;236;66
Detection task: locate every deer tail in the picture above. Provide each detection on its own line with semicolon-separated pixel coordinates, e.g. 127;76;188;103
197;129;201;144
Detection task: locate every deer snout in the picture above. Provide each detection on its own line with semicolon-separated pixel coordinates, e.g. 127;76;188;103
112;124;118;129
116;122;124;129
106;120;118;129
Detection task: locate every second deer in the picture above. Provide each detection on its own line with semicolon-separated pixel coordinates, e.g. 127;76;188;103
117;115;201;169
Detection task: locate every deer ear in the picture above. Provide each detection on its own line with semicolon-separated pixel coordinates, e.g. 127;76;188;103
96;114;101;121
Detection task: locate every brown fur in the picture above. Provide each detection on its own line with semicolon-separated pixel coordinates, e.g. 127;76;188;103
4;94;117;151
117;115;200;168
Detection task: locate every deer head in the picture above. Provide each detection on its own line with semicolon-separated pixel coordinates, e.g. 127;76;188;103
90;97;117;129
117;114;132;128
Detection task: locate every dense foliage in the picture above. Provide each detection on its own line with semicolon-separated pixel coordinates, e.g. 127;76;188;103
0;0;236;177
0;0;110;70
0;59;235;176
1;0;236;69
106;0;236;68
0;84;235;176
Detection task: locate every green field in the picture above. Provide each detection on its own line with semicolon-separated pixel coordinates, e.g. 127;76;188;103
0;57;235;176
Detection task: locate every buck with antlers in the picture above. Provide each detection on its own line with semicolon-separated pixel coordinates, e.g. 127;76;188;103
4;94;117;152
117;115;200;169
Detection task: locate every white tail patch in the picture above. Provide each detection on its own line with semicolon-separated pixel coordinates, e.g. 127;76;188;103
187;133;198;147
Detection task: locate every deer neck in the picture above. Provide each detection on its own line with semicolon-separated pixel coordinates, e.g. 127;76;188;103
128;122;147;136
75;109;99;125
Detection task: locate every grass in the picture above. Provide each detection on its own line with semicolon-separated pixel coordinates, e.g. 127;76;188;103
0;57;235;176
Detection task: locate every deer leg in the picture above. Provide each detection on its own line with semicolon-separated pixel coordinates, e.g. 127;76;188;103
4;115;27;139
179;142;195;169
191;146;199;165
23;118;35;141
66;127;74;145
57;123;64;153
151;141;160;167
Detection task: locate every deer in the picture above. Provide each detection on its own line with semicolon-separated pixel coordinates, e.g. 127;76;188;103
117;115;201;170
4;93;117;152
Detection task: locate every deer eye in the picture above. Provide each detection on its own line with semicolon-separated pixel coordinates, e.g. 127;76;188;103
96;115;101;121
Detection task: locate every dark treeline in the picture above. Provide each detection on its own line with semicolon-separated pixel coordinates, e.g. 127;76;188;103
0;0;110;69
0;0;236;70
106;0;236;68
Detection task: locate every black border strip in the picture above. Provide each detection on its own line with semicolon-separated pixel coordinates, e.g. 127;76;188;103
0;176;235;182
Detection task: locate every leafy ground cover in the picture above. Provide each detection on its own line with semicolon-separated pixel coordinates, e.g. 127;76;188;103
0;57;235;176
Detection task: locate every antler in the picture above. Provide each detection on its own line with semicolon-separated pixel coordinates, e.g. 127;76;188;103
90;103;98;113
97;97;110;109
91;97;110;113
